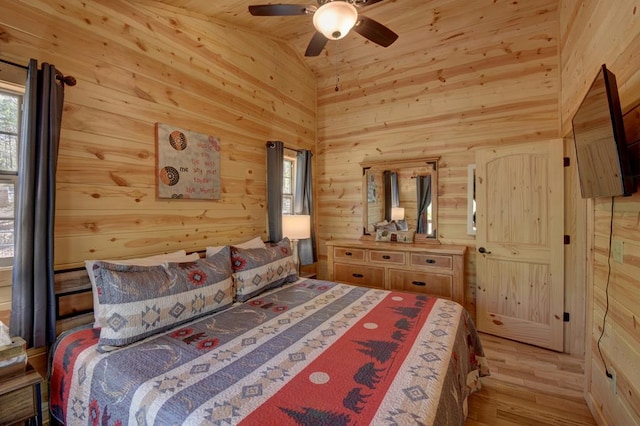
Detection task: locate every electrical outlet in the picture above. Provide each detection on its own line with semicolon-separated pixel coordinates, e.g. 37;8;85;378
608;367;617;395
612;239;624;264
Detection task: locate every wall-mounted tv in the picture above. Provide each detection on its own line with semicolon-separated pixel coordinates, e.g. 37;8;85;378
572;64;636;198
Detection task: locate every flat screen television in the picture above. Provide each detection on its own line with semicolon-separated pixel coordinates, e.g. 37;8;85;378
572;64;636;198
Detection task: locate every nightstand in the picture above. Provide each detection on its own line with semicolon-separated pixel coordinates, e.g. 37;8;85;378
0;363;43;425
300;272;317;279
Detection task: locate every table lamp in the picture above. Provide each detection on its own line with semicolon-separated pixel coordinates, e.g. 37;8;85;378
282;214;311;275
391;207;405;221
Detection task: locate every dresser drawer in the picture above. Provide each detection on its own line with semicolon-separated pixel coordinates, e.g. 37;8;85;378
389;270;453;299
334;263;385;289
410;253;452;269
333;247;366;262
369;250;405;265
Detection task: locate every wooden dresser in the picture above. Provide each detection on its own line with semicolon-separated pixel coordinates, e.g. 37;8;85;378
326;240;466;305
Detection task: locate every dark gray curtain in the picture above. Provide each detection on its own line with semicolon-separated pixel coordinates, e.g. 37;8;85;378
417;175;432;234
294;150;316;264
383;171;399;221
10;60;65;348
266;141;284;242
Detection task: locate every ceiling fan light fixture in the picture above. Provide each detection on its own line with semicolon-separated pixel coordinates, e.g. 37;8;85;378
312;2;358;40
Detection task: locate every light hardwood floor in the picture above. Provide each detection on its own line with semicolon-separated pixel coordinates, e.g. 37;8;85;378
466;333;597;426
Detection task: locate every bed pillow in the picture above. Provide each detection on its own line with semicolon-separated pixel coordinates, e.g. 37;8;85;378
231;238;298;302
93;247;233;352
86;250;200;327
394;219;409;231
375;229;415;243
375;221;398;232
206;236;265;257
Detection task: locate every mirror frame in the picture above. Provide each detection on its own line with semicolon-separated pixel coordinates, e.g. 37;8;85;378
361;157;440;244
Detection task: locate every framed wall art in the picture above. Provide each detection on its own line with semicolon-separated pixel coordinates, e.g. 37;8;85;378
155;123;221;200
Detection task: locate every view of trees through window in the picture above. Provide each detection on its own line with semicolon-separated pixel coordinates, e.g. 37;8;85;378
283;156;295;215
0;89;20;265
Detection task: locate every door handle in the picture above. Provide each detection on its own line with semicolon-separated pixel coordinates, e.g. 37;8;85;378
478;247;492;254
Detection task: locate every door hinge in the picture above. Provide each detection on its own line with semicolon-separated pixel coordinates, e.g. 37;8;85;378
563;157;570;167
563;312;570;322
564;235;571;244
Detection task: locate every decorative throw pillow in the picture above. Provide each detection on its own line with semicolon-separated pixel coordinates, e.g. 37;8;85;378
375;229;415;243
86;250;200;327
93;247;233;352
231;238;298;302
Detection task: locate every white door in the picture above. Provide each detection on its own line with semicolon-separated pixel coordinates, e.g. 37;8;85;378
475;140;564;351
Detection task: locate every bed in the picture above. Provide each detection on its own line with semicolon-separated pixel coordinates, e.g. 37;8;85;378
49;239;489;425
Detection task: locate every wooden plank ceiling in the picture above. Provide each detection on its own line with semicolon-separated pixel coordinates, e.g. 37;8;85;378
148;0;451;77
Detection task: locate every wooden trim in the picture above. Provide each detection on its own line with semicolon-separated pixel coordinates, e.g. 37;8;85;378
584;196;595;401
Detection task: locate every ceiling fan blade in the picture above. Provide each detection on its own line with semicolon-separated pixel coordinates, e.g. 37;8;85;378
305;32;328;56
353;15;398;47
356;0;385;6
248;4;311;16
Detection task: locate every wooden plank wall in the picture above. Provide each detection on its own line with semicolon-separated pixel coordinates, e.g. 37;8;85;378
313;0;561;322
560;0;640;424
0;0;316;352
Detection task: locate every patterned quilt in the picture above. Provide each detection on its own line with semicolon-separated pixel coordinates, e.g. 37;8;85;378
50;279;489;425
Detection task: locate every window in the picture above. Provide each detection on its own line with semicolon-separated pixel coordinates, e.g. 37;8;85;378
0;87;22;267
282;155;296;214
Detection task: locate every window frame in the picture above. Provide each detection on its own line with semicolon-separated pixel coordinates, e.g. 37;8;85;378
282;153;297;215
0;83;23;268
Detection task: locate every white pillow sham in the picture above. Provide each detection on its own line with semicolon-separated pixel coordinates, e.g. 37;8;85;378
206;236;265;257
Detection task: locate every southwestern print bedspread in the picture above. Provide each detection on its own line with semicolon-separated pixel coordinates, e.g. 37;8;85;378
50;280;489;425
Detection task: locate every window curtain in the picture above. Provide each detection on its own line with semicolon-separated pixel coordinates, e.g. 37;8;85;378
266;141;284;242
294;150;316;265
383;171;399;221
416;175;432;234
10;60;65;348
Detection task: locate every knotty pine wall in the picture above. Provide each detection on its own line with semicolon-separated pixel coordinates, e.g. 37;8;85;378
0;0;315;328
314;0;560;323
560;1;640;424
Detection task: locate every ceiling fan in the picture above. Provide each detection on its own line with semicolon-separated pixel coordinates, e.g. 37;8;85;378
248;0;399;56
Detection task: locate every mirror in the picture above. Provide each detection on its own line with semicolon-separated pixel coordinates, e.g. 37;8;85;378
467;164;476;235
361;157;439;242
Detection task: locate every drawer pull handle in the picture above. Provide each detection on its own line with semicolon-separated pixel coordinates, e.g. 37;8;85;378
352;273;364;278
345;252;353;256
425;259;436;264
382;255;391;260
412;281;426;286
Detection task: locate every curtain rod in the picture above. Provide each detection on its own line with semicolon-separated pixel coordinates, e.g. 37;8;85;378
266;141;303;153
0;58;77;86
0;58;28;70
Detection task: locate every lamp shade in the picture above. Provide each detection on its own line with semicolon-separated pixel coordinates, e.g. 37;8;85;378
282;215;311;240
391;207;405;221
312;1;358;40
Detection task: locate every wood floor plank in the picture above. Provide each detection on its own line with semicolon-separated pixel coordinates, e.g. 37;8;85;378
467;333;596;425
